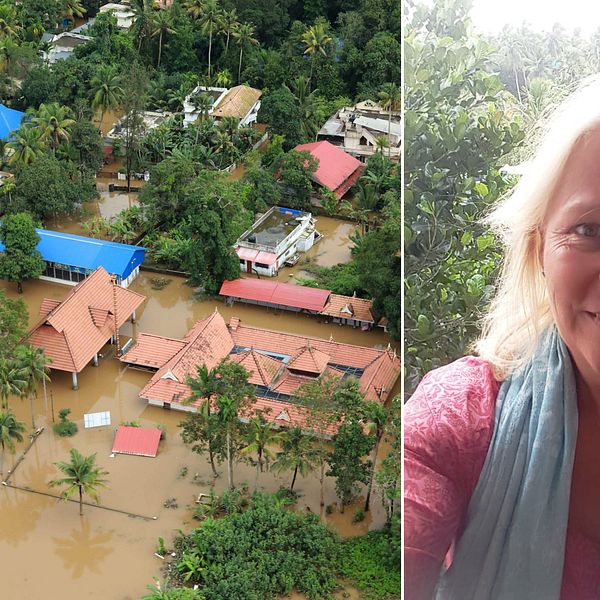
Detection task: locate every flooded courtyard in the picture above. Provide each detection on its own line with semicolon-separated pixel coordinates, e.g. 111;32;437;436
0;273;398;600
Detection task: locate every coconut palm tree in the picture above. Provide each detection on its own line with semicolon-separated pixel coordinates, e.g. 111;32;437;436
218;8;238;56
285;75;320;141
183;0;203;21
240;413;282;490
215;395;239;490
0;4;21;39
272;427;318;492
15;346;50;430
5;126;46;168
378;82;400;158
301;22;332;89
232;22;258;84
192;91;213;123
0;359;26;410
199;0;222;80
130;0;154;52
151;10;176;69
61;0;86;27
33;103;76;152
49;449;109;516
362;402;388;512
214;68;232;87
90;66;124;132
0;409;25;476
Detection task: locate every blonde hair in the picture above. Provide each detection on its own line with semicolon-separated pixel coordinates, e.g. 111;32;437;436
476;76;600;378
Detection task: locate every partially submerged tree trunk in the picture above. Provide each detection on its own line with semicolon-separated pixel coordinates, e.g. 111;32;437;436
17;281;22;294
226;430;234;489
290;464;298;491
79;485;83;516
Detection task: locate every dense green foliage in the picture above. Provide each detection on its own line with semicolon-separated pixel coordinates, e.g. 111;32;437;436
404;0;524;390
339;530;401;599
173;493;340;600
0;212;44;293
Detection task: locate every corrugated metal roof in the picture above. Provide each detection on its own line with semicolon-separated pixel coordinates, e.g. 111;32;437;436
0;104;24;141
112;426;161;457
0;229;146;280
220;278;330;312
294;141;363;197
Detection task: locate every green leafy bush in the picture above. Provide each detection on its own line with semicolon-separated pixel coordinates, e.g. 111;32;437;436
172;493;340;599
339;531;400;599
52;408;78;437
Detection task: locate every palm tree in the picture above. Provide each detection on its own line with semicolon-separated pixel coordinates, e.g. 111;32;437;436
15;346;50;430
273;427;317;491
130;0;154;52
5;126;45;168
233;22;258;84
90;66;124;132
0;359;26;410
301;22;332;89
215;394;239;489
183;0;203;21
33;103;76;152
378;82;400;158
285;75;320;141
199;0;222;80
362;402;388;512
192;92;213;123
214;68;232;87
151;10;176;69
0;4;21;39
218;8;238;56
0;409;25;476
61;0;86;27
240;413;282;490
49;449;109;516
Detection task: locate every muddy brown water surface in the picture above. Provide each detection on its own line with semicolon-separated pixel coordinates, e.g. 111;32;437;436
0;273;398;600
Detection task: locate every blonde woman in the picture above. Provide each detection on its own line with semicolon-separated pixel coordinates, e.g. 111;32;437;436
404;77;600;600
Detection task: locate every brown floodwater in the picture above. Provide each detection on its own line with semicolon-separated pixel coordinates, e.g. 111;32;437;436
0;272;399;600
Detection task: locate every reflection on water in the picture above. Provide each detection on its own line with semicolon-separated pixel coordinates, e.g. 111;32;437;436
0;255;398;599
53;522;113;578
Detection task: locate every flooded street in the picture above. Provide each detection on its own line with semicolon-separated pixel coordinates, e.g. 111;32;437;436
0;273;398;600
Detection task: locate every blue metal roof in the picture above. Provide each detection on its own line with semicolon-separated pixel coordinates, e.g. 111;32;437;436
0;229;146;280
0;105;24;141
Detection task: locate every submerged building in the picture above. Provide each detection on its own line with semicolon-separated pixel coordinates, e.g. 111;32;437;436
234;206;317;277
120;310;400;435
0;229;146;288
28;267;145;389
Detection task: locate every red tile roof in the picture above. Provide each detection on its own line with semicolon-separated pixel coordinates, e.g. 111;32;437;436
138;311;234;405
112;426;161;457
220;278;331;312
294;141;364;199
28;267;145;372
121;333;187;369
288;344;330;374
360;348;400;401
320;293;374;323
272;366;343;396
230;349;283;387
247;397;338;436
229;320;380;369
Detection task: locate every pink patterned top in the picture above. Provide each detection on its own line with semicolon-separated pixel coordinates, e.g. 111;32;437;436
404;356;600;600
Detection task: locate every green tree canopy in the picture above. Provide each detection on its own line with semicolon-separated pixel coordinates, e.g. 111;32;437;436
404;0;524;391
0;212;44;293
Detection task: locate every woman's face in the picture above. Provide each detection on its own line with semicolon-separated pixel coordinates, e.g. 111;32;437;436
542;128;600;380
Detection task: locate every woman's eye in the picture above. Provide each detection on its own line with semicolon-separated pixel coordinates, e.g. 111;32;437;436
574;224;600;237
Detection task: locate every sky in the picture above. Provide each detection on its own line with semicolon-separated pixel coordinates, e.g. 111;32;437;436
470;0;600;36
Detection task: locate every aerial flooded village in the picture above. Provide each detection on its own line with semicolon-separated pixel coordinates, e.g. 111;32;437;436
0;1;400;598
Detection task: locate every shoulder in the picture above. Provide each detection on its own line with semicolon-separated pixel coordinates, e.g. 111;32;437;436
405;357;500;493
